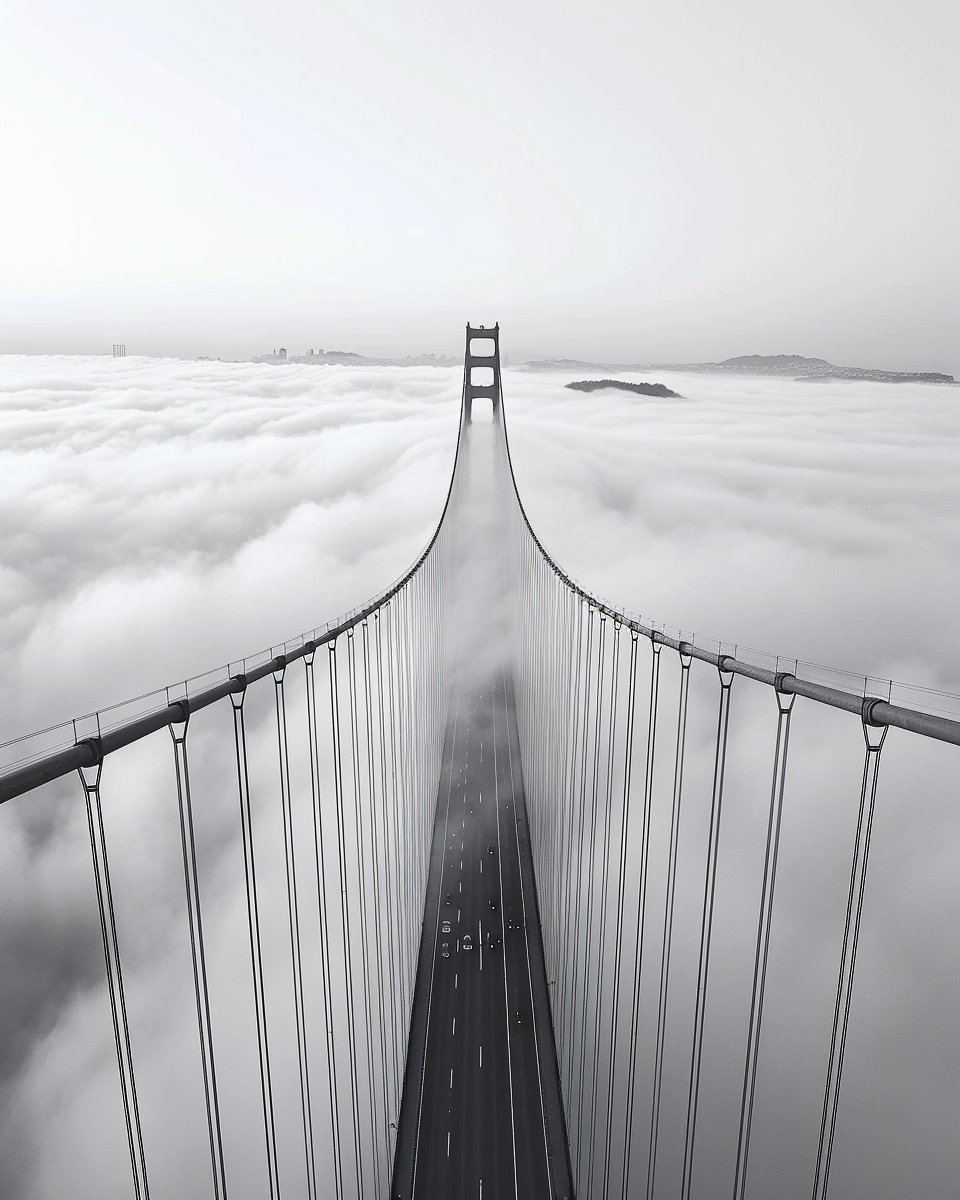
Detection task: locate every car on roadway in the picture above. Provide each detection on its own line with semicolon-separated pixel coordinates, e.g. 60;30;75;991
441;920;451;934
462;935;473;951
441;942;449;958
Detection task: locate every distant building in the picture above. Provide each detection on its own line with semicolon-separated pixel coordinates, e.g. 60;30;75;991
112;344;125;357
278;348;287;360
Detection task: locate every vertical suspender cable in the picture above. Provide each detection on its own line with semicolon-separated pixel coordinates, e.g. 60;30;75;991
732;684;795;1200
169;714;228;1200
346;628;382;1200
374;611;404;1119
303;650;346;1200
78;759;151;1200
557;597;585;1057
273;665;318;1200
600;631;642;1200
680;667;735;1200
230;688;280;1200
645;647;692;1200
619;638;663;1200
361;619;395;1183
586;620;622;1195
328;641;366;1199
564;606;595;1106
575;612;607;1184
811;717;888;1200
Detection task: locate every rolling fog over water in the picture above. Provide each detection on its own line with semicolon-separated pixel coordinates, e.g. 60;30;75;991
0;355;958;1197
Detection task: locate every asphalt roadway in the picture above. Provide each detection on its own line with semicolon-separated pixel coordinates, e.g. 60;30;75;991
392;669;574;1200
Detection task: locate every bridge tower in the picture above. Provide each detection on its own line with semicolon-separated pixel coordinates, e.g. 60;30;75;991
462;322;502;424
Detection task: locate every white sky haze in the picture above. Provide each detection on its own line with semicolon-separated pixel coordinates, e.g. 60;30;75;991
2;0;958;371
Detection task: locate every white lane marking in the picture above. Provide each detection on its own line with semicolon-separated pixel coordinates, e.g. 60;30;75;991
455;973;458;989
452;1017;456;1036
450;1069;454;1089
479;919;483;972
447;1131;451;1158
458;909;461;921
460;881;462;893
480;859;483;874
480;1044;483;1069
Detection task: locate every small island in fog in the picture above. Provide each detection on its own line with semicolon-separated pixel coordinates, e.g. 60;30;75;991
566;379;682;398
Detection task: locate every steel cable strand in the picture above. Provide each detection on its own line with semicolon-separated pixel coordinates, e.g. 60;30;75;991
169;716;229;1200
374;612;405;1122
559;592;588;1072
303;652;347;1200
599;632;644;1200
384;601;413;1022
361;621;396;1180
585;620;623;1196
562;604;595;1107
392;592;414;995
555;596;584;1063
618;638;664;1200
78;760;151;1200
811;719;888;1200
389;594;411;1008
274;666;320;1200
327;642;366;1199
732;686;796;1200
575;613;609;1186
543;570;565;968
229;690;281;1200
550;584;578;987
644;647;691;1200
346;629;383;1200
679;668;735;1200
533;569;555;970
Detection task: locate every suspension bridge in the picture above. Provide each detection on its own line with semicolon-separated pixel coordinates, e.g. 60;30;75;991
1;325;957;1200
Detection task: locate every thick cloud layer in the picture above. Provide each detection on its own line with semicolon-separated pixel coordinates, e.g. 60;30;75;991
1;356;957;1198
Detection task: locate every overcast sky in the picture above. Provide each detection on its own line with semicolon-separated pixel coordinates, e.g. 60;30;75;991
2;0;958;372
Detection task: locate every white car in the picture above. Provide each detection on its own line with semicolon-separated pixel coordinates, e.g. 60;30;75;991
441;920;451;934
462;935;473;951
441;942;449;959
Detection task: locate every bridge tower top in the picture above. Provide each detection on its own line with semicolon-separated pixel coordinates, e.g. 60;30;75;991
462;322;501;425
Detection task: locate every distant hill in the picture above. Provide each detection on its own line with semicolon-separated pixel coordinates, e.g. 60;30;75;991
566;379;681;398
522;354;955;384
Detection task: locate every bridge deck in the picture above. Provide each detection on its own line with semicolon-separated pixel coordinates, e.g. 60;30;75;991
392;669;573;1200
